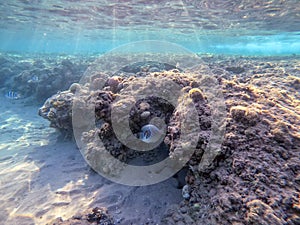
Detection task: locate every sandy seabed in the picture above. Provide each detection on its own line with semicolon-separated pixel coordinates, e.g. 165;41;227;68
0;96;184;225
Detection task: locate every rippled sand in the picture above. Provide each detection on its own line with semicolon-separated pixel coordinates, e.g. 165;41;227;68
0;97;183;224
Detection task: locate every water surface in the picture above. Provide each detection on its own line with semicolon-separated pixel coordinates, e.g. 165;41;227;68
0;0;299;55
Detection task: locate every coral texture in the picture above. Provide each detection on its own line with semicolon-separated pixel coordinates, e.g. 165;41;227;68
39;56;300;224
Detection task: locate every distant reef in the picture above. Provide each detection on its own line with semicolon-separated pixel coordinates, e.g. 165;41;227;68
0;53;97;103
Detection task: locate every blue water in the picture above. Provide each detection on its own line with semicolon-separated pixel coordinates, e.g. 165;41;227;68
0;0;299;55
1;29;300;55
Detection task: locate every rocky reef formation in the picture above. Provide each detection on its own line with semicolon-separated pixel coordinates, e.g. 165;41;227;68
38;89;75;137
39;56;300;224
162;56;300;225
39;69;213;172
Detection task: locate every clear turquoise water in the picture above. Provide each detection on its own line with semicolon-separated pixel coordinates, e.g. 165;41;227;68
0;0;299;55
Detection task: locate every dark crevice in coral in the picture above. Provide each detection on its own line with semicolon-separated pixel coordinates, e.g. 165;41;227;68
128;97;175;134
126;143;170;166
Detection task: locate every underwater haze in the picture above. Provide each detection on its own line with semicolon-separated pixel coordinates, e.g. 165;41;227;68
1;1;300;225
0;0;299;55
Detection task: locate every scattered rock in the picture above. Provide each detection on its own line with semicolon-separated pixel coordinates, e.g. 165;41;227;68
47;207;114;225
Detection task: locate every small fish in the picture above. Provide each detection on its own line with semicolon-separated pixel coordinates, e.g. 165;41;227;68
5;91;21;100
139;124;164;143
27;75;39;83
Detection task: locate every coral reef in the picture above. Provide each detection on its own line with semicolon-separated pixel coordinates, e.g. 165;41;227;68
162;56;300;224
38;55;300;224
39;68;211;167
77;70;211;176
38;89;74;137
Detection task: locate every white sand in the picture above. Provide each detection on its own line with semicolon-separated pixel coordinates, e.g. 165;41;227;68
0;96;183;225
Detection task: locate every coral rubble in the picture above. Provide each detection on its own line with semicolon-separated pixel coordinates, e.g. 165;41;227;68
48;207;114;225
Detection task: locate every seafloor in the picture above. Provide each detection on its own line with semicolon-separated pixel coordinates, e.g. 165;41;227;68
0;52;299;225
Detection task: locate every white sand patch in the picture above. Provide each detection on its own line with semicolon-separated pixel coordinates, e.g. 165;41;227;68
0;97;183;224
